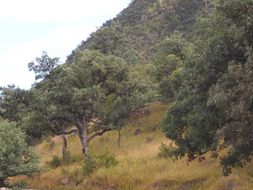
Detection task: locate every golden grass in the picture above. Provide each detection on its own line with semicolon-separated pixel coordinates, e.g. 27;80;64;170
14;102;253;190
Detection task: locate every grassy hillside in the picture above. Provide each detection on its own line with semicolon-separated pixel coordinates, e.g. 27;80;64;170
67;0;207;64
14;102;253;190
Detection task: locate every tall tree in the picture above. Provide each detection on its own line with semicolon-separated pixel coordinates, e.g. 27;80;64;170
161;0;253;174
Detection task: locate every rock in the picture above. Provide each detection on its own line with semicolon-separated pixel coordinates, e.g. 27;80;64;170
134;128;142;135
60;177;70;185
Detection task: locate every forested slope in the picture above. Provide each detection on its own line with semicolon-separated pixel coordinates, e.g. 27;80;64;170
67;0;208;64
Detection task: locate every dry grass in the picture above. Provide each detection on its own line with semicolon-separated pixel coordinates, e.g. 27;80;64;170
13;102;253;190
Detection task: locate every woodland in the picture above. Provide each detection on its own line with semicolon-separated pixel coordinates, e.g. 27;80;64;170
0;0;253;189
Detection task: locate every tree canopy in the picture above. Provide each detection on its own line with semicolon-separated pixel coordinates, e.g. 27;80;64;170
28;50;147;155
160;0;253;175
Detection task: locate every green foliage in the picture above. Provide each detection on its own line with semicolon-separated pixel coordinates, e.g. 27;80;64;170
3;0;253;179
0;86;31;123
208;50;253;175
28;51;60;81
67;0;206;65
50;49;143;126
83;155;97;176
0;120;39;187
83;153;118;176
11;180;28;190
96;152;119;168
49;155;61;168
28;50;147;154
160;0;253;174
21;111;53;143
153;31;192;100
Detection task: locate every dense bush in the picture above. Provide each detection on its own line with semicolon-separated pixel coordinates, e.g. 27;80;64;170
49;155;61;168
0;120;39;187
83;153;118;176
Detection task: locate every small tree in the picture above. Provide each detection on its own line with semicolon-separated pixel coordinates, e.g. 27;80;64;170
0;120;39;187
32;50;146;155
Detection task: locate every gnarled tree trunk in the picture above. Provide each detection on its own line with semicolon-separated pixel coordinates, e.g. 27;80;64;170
76;119;89;155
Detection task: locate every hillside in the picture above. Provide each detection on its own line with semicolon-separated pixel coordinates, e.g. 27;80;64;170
1;0;253;189
67;0;208;64
13;102;253;190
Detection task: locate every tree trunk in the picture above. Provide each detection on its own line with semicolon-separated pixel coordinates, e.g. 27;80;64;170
204;0;209;14
76;119;89;155
61;134;68;163
0;178;5;188
118;127;122;148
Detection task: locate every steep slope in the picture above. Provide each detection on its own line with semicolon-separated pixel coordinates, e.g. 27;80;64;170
67;0;209;64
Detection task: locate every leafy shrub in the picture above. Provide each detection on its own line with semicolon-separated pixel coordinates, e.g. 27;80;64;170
0;120;39;187
83;153;118;176
49;155;61;168
83;154;97;176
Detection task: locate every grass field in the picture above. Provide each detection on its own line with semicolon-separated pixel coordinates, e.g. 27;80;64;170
13;102;253;190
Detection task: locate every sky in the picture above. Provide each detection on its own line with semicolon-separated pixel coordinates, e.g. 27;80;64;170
0;0;131;89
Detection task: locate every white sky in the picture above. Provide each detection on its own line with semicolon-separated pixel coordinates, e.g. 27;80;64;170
0;0;131;89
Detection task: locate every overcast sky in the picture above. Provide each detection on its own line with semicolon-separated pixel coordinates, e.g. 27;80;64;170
0;0;131;89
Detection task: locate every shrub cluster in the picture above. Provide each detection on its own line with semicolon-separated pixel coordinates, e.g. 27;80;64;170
83;153;118;176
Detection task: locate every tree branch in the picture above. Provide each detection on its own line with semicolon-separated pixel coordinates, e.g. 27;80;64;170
87;128;114;143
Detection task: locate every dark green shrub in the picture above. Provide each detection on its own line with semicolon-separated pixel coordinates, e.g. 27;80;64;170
83;155;97;176
0;121;39;187
49;155;61;168
83;153;118;176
